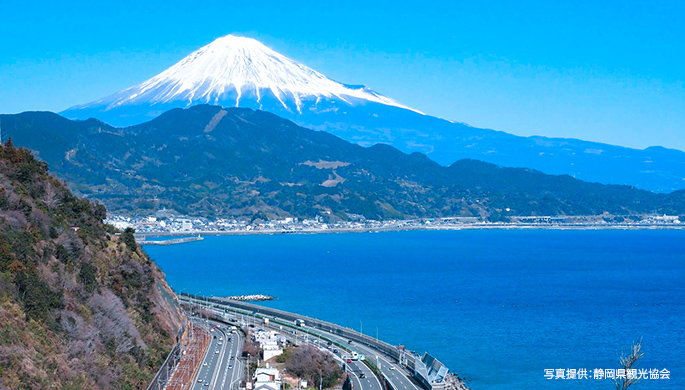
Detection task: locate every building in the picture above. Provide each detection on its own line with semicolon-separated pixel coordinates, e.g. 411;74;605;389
254;330;285;361
414;353;448;390
180;219;193;231
253;366;281;390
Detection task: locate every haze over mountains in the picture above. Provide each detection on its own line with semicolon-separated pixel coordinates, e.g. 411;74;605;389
60;34;685;193
3;106;684;221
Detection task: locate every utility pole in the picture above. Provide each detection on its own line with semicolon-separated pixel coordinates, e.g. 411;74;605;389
247;353;251;388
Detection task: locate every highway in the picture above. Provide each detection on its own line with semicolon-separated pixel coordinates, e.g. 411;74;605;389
302;327;421;390
278;325;381;390
190;318;244;390
183;297;423;390
195;309;382;390
244;314;420;390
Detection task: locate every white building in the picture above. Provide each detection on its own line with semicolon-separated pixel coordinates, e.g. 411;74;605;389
254;366;281;390
262;340;283;361
180;219;193;230
254;330;285;360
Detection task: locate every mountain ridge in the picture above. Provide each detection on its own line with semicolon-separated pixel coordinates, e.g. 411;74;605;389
5;105;685;220
59;35;685;193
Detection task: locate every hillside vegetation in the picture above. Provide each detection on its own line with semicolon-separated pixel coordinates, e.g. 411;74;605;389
0;139;183;389
3;105;685;221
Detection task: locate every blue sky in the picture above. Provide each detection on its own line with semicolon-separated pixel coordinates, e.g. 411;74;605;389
1;0;683;151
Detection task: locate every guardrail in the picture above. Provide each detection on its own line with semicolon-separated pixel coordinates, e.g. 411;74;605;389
198;301;392;390
180;294;416;369
147;323;186;390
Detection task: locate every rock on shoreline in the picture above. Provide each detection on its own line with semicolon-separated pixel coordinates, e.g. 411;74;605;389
217;294;275;301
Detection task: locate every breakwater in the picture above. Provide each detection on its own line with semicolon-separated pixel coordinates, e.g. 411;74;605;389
139;236;204;245
213;294;275;301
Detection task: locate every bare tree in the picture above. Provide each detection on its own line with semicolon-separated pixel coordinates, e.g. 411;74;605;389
42;181;61;210
615;338;644;390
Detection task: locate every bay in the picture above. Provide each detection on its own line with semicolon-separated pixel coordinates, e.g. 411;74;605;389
145;229;684;389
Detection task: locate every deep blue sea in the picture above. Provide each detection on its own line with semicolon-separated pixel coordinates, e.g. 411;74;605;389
145;230;684;389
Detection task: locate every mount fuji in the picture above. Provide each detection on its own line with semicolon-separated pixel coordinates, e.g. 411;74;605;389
61;35;685;193
63;35;420;119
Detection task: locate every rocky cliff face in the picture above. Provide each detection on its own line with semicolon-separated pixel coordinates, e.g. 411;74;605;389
0;138;183;389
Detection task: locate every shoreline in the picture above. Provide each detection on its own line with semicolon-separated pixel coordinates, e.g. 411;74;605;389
211;294;275;302
134;222;685;239
139;236;204;245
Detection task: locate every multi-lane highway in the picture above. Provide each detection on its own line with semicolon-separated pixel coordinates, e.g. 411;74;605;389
190;319;244;390
301;326;421;390
277;326;382;390
182;297;425;390
192;310;383;390
252;316;420;390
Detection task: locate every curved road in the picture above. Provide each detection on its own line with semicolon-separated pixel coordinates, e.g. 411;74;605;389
279;325;381;390
197;311;382;390
305;327;421;390
191;318;244;390
182;298;421;390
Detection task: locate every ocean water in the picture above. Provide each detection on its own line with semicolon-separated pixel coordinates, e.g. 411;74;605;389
145;230;684;389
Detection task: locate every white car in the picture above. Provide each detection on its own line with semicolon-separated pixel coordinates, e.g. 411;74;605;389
389;366;395;370
215;350;219;354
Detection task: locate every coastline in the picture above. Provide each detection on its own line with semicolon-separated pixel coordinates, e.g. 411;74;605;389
153;226;685;390
139;236;204;245
211;294;275;302
134;222;685;240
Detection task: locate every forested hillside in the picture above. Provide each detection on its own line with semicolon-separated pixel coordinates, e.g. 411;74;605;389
3;106;685;221
0;139;183;389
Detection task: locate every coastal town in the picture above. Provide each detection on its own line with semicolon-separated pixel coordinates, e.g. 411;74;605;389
105;213;684;236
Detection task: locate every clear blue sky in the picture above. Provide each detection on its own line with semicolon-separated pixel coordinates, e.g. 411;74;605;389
1;0;683;151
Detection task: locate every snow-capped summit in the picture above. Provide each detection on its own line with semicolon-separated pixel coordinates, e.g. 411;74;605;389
64;34;420;120
58;34;685;194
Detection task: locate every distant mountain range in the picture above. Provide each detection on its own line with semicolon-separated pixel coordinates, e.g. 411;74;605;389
60;35;685;193
3;105;684;220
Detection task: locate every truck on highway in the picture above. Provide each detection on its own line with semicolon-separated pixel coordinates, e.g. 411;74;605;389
263;318;269;325
295;319;305;327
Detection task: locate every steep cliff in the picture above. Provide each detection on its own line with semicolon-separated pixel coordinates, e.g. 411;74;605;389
0;138;183;389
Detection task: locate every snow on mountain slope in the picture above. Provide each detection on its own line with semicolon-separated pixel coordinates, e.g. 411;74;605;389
59;35;685;193
70;35;421;115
